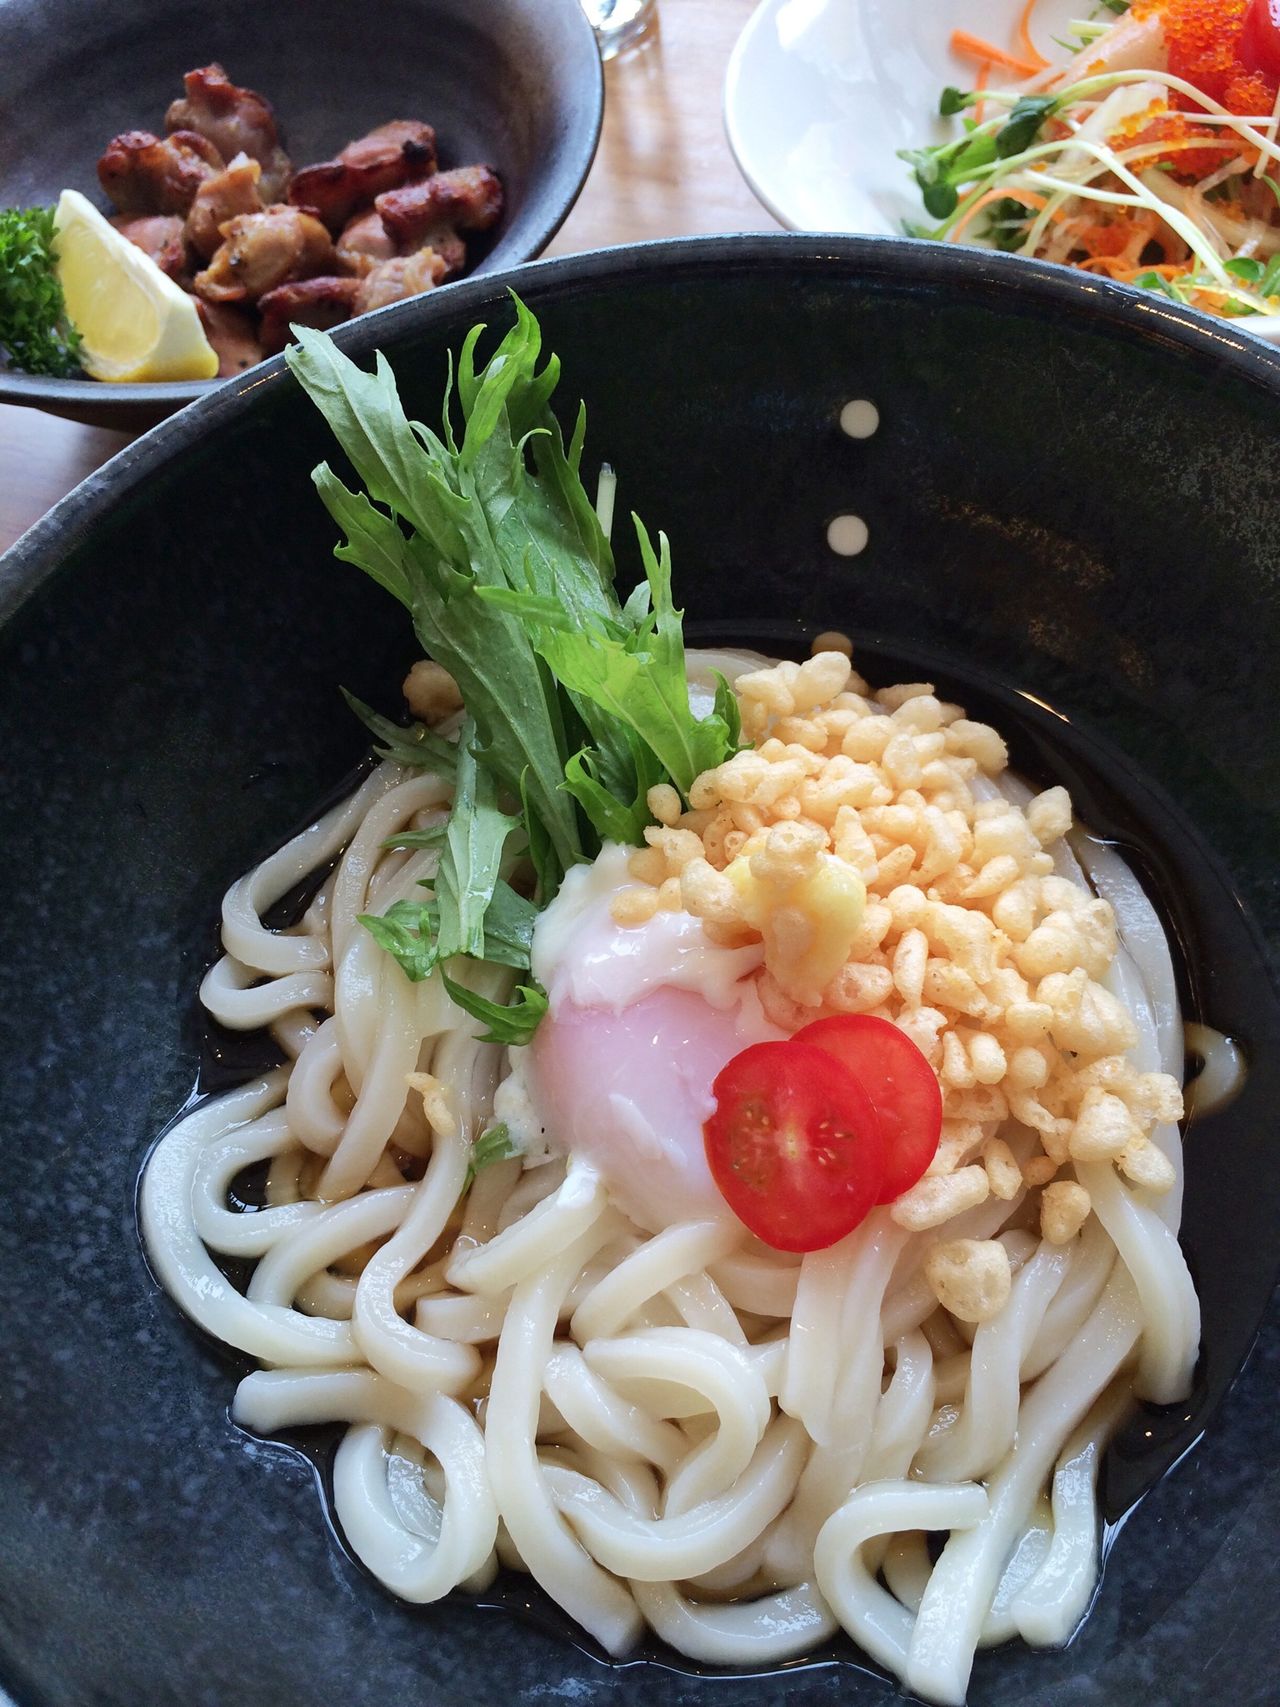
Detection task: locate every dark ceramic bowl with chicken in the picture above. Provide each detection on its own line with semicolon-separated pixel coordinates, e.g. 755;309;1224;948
0;0;603;430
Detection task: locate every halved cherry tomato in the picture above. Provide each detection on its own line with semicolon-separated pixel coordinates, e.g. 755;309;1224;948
1241;0;1280;79
795;1015;942;1204
703;1041;885;1253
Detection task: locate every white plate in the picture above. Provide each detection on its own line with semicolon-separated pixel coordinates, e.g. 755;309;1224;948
724;0;1280;342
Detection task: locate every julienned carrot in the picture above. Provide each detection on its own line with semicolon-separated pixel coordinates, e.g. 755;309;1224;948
1016;0;1051;72
950;29;1041;78
948;186;1049;243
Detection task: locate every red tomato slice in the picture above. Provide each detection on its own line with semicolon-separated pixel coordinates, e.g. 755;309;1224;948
795;1015;942;1205
703;1041;885;1253
1241;0;1280;79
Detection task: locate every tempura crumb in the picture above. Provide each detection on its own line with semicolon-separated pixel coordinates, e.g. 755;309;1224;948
622;640;1186;1265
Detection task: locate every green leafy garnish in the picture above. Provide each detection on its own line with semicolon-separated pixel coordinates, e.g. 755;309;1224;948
0;206;82;378
563;746;658;846
341;688;458;775
478;880;540;968
940;86;977;117
902;94;1059;222
433;718;521;962
984;196;1034;252
358;876;537;985
467;1123;518;1184
1131;270;1182;301
901;132;999;220
1223;256;1265;283
383;825;448;852
475;520;736;796
359;899;440;982
996;96;1057;160
441;975;548;1046
293;297;739;1047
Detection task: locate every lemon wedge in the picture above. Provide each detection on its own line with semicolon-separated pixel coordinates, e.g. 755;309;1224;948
53;189;218;383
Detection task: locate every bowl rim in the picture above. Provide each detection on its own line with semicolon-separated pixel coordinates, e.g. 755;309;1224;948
6;228;1280;619
0;0;604;416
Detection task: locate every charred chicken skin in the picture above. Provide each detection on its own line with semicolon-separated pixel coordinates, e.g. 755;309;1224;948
258;276;362;354
374;166;503;277
97;128;224;216
288;120;438;234
375;166;504;244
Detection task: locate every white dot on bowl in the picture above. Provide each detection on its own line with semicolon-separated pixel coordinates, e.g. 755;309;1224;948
840;399;879;439
827;514;869;557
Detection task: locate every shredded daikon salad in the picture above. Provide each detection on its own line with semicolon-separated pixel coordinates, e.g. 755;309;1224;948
903;0;1280;320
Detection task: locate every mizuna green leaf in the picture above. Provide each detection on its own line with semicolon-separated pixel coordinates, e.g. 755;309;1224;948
358;900;439;982
433;718;521;962
441;975;549;1046
289;298;740;1038
342;688;457;775
467;1123;518;1185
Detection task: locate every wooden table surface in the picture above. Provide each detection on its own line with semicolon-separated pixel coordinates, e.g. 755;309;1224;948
0;0;775;557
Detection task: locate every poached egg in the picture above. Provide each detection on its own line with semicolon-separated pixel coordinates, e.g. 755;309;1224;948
498;844;783;1232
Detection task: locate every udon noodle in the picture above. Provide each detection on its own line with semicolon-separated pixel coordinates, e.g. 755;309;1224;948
141;647;1205;1704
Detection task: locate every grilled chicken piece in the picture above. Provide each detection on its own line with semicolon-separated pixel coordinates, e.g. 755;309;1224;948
193;206;334;304
98;128;224;216
390;221;465;278
372;166;502;278
344;120;437;169
110;214;189;281
374;165;503;250
185;152;265;260
289;120;437;234
166;64;292;202
353;246;447;314
258;275;361;354
196;300;264;376
335;209;396;275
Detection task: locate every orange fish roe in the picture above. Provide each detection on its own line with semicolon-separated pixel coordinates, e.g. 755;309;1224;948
1114;93;1240;179
1131;0;1279;112
1223;68;1277;110
1072;217;1135;256
1128;112;1243;176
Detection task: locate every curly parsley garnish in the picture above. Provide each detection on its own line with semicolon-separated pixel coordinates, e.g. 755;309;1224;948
0;207;82;378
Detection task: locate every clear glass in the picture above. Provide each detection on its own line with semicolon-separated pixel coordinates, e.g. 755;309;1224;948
580;0;657;60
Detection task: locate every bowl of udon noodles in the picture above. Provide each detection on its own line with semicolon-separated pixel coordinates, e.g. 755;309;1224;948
0;234;1277;1707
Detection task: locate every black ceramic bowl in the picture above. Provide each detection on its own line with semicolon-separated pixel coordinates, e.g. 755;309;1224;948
1;236;1278;1707
0;0;602;430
